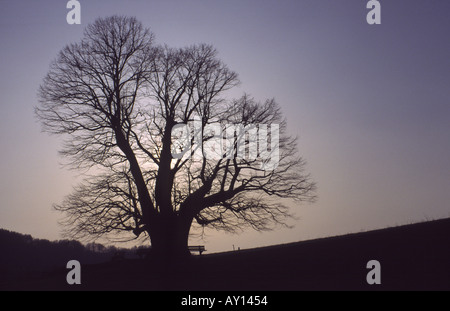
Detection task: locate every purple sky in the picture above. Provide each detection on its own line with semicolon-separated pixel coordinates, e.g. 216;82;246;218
0;0;449;253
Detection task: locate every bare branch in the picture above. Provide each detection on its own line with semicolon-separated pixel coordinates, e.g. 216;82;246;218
36;16;316;250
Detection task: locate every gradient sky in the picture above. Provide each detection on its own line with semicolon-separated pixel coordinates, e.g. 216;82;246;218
0;0;449;253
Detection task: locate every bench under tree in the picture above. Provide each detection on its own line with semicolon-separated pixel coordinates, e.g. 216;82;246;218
188;245;206;255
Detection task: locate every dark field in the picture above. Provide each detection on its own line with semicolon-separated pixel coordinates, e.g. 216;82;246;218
1;218;449;291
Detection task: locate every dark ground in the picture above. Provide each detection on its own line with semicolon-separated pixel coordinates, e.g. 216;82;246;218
1;218;449;291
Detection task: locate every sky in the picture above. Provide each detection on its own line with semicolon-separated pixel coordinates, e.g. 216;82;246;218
0;0;449;253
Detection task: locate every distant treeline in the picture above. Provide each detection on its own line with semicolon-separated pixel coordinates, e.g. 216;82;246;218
0;228;148;282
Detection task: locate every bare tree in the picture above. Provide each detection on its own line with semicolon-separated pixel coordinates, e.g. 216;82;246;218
36;16;316;258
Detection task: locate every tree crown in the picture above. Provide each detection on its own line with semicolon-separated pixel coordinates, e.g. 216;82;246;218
36;16;316;243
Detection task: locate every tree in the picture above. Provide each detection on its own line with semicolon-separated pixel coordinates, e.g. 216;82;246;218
36;16;316;258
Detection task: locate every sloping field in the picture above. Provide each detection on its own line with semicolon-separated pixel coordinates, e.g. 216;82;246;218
2;218;449;291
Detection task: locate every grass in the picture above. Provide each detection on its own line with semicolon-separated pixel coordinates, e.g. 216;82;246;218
2;217;450;291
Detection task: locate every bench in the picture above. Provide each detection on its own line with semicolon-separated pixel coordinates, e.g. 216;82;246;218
188;245;206;255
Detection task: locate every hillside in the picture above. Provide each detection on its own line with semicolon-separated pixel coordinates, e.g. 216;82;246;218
0;229;146;287
1;218;450;291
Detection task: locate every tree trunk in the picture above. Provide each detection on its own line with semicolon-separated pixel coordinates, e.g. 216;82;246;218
147;213;193;260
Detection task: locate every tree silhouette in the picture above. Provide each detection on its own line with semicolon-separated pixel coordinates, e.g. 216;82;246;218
36;16;316;258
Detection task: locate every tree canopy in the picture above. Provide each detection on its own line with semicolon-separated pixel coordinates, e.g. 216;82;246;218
36;16;316;256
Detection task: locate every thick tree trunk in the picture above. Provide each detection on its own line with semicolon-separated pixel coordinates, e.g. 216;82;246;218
147;213;193;260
